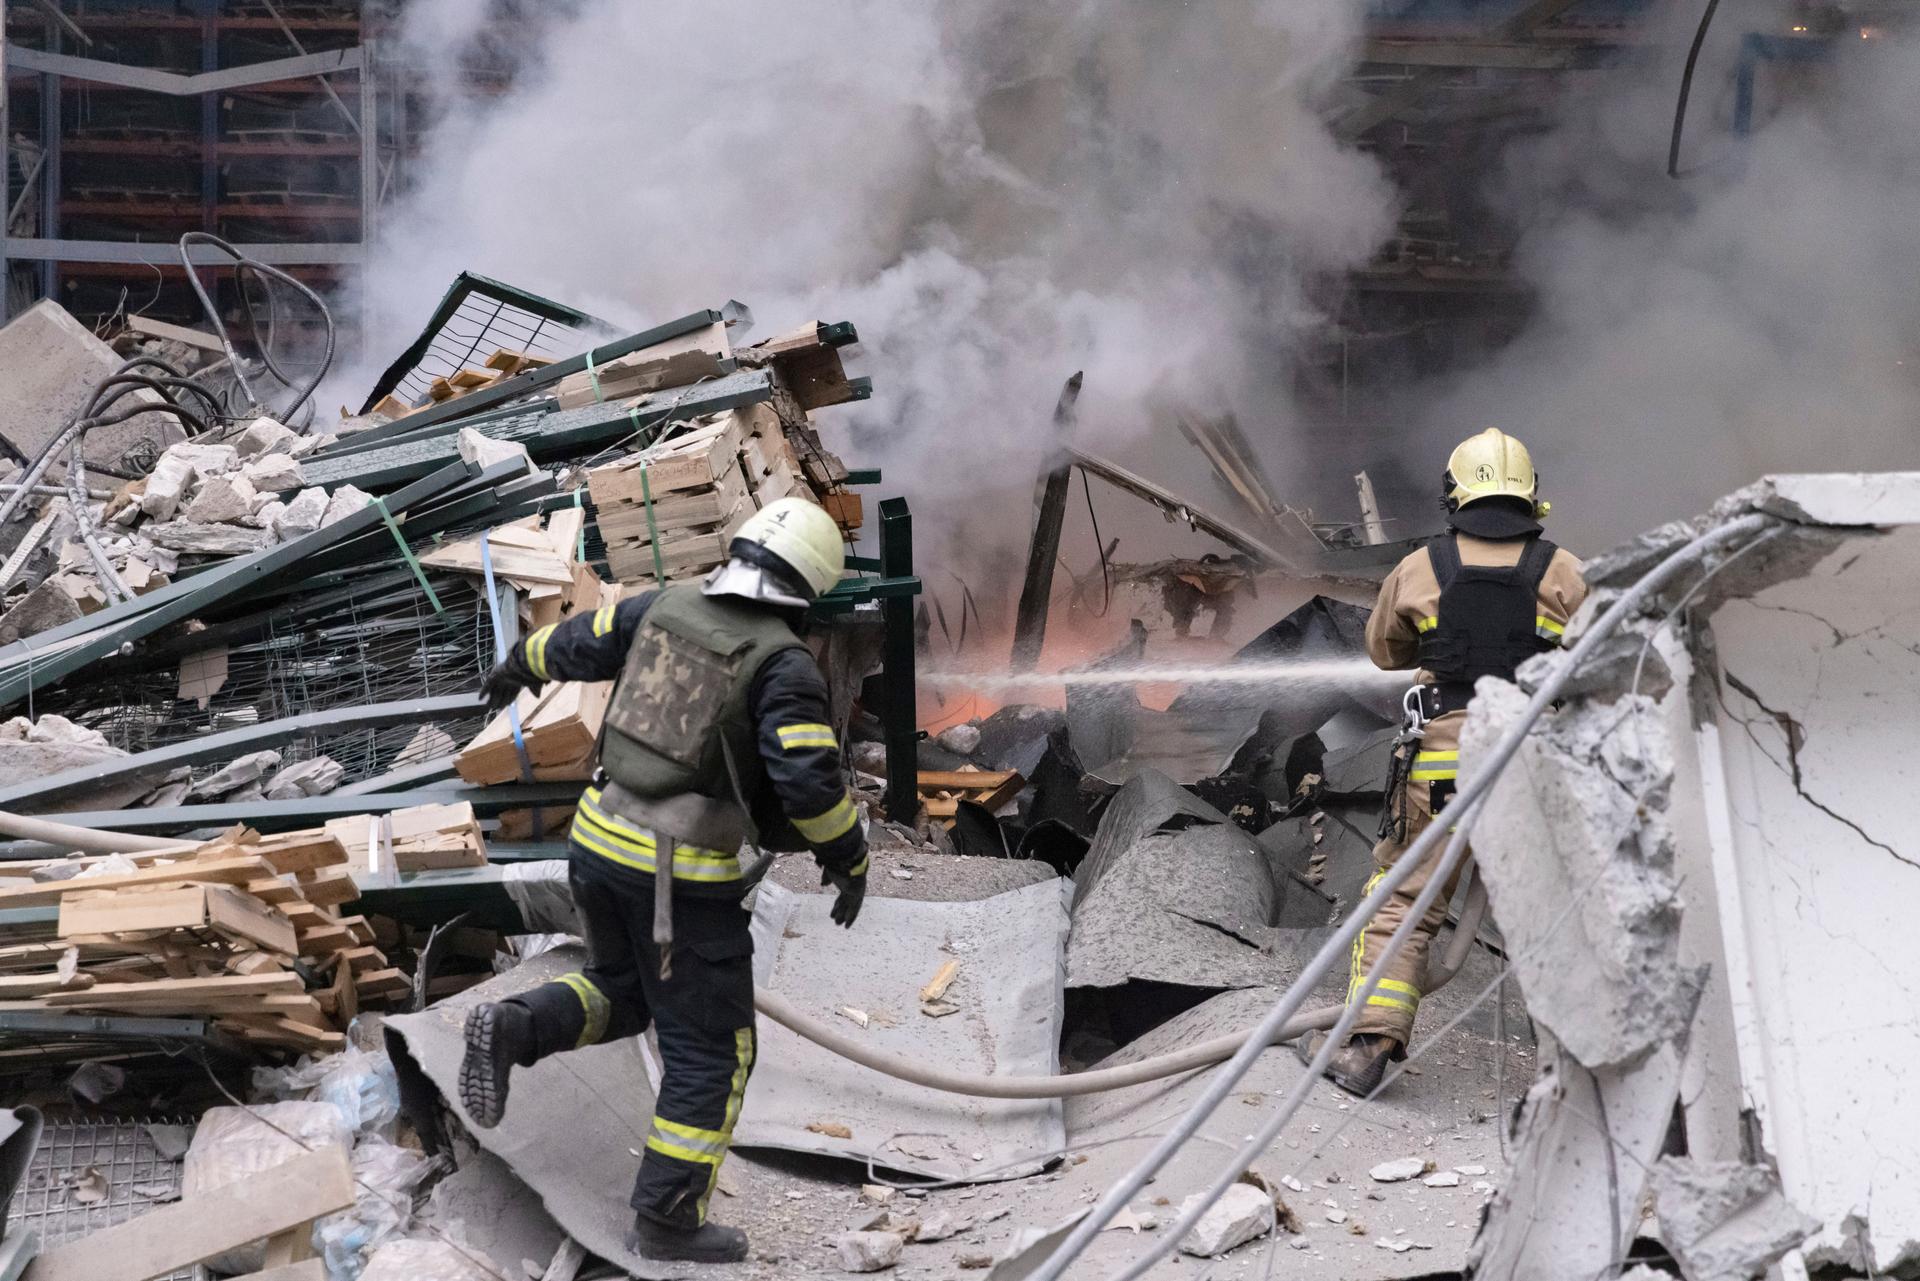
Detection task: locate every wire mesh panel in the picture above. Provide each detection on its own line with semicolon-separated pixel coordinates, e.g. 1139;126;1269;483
32;574;493;788
8;1117;205;1281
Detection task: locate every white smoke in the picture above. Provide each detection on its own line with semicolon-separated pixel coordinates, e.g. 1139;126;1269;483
1383;3;1920;553
350;0;1397;581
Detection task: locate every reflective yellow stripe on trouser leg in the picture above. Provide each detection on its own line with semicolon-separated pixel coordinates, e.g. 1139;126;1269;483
555;972;610;1049
641;1027;756;1224
1347;871;1423;1012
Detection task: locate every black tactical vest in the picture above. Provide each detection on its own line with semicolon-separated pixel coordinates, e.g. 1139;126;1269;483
599;585;806;815
1416;534;1559;711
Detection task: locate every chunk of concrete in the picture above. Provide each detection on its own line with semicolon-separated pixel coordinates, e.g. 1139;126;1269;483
139;451;196;520
0;301;185;475
183;473;258;524
1461;679;1697;1068
188;749;283;800
936;723;982;756
26;713;109;748
242;452;304;494
1649;1157;1818;1281
290;432;336;458
456;427;533;475
0;578;83;645
233;416;299;459
835;1230;905;1272
321;484;373;528
142;521;274;556
273;486;329;540
1177;1183;1274;1257
359;1238;506;1281
264;755;345;800
247;499;286;531
168;441;239;481
1370;1157;1429;1184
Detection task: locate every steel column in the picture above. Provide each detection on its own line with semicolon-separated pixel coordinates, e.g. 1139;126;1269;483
878;496;919;824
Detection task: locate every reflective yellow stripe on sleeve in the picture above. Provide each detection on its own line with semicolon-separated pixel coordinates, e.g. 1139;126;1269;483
1536;615;1566;645
592;605;616;637
793;792;858;844
1410;750;1459;782
525;624;557;680
776;723;839;751
1416;616;1439;633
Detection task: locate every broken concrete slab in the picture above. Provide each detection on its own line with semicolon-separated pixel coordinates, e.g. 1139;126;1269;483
141;520;275;556
167;441;240;481
0;578;83;645
740;879;1068;1181
263;755;345;800
322;484;373;527
0;301;185;477
242;453;305;494
455;426;534;475
138;452;196;520
187;749;283;800
421;1149;565;1278
1649;1157;1817;1281
1177;1182;1274;1258
836;1230;906;1272
272;487;329;540
233;416;300;460
182;473;258;525
1462;680;1697;1069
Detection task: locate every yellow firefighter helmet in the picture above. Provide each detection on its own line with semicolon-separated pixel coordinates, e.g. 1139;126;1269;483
730;497;846;599
1443;428;1547;516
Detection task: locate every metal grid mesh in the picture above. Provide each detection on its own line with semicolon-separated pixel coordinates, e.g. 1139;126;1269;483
31;574;495;789
391;293;590;410
7;1118;204;1281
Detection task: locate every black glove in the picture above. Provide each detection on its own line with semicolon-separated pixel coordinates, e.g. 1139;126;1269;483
821;865;866;929
481;658;541;713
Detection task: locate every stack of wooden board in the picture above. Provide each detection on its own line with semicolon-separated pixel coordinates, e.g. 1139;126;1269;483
0;825;411;1053
587;405;849;587
322;800;492;874
917;769;1025;828
456;680;609;786
552;318;733;409
370;347;554;419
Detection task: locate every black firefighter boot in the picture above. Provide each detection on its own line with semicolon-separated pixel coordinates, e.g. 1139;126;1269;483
459;999;538;1129
627;1213;750;1264
1294;1030;1400;1098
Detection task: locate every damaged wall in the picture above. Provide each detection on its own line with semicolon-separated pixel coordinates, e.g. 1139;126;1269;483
1460;474;1920;1279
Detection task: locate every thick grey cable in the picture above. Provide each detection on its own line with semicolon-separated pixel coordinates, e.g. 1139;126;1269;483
1031;510;1778;1281
0;808;178;853
1111;800;1481;1280
65;439;132;606
178;232;335;421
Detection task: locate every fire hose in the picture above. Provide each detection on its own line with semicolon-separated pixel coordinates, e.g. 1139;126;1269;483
2;793;1486;1100
750;870;1486;1098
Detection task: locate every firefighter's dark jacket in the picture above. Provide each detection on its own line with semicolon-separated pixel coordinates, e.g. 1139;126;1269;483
502;589;868;888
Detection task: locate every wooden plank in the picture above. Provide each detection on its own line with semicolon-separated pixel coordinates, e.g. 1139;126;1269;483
21;1145;353;1281
916;770;1020;792
591;462;749;541
354;968;410;998
419;536;572;586
0;972;94;998
204;885;299;955
246;831;350;876
0;856;264;909
292;866;359;908
57;886;208;936
40;972;300;1007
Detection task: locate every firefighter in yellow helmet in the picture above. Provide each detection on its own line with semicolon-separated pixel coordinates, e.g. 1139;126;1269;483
1297;429;1587;1096
458;498;866;1263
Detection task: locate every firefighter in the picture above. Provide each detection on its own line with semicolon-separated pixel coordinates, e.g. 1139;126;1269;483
456;497;867;1264
1298;428;1587;1097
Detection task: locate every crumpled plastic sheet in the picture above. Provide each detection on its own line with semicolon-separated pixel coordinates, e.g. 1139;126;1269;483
501;860;579;934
